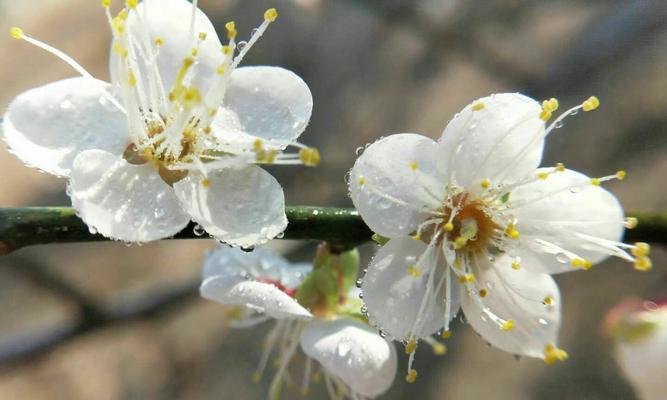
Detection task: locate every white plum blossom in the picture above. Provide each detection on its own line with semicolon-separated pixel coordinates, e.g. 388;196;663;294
3;0;318;246
348;93;652;381
200;246;397;400
606;298;667;400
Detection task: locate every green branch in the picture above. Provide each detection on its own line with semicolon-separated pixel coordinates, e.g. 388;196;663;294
0;207;665;255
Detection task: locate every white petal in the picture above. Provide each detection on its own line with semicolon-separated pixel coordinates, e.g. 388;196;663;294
202;246;311;290
512;168;625;274
110;0;223;94
68;149;190;242
173;166;287;247
349;134;444;238
461;254;561;359
213;66;313;145
2;77;130;177
201;275;312;320
436;93;545;188
362;238;456;340
300;319;397;398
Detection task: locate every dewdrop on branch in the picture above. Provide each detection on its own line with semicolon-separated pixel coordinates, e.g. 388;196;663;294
348;93;651;379
3;0;318;247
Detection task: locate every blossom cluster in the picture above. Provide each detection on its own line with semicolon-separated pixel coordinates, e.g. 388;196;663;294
1;0;657;399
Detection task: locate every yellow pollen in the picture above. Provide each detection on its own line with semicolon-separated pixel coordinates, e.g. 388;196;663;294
126;0;137;8
432;343;447;356
127;69;137;87
542;98;559;112
201;178;210;188
409;162;418;171
155;37;164;47
183;57;195;68
502;320;514;332
198;32;208;41
191;48;198;57
543;296;554;306
405;369;418;383
511;261;521;270
631;242;650;257
616;170;626;180
407;265;421;278
118;9;128;20
411;232;421;241
442;330;453;339
264;8;278;22
299;148;321;167
539;109;552;121
454;236;467;250
582;96;600;112
203;126;212;134
479;289;488;298
357;176;367;186
555;162;566;172
217;65;225;75
481;179;491;188
453;258;462;269
222;45;233;56
252;372;261;383
472;102;485;111
10;27;23;40
444;222;454;232
225;21;237;40
209;109;218;117
590;178;601;186
537;171;549;180
101;0;110;8
634;256;652;272
571;258;592;270
459;273;475;284
625;217;638;229
404;339;417;354
505;223;519;240
544;344;568;365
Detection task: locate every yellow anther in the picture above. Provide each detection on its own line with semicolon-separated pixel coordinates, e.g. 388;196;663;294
459;273;475;284
481;179;491;189
209;109;218;117
222;45;233;56
543;296;553;306
409;162;418;171
537;171;549;180
357;176;367;186
404;339;417;354
453;259;462;269
479;289;488;298
505;223;519;240
582;96;600;112
155;37;164;47
432;343;447;356
10;27;23;40
411;232;421;241
625;217;638;229
127;70;137;87
539;109;552;121
113;43;128;57
405;369;418;383
225;21;237;39
444;222;454;232
112;17;125;34
101;0;110;8
299;148;321;167
217;65;226;75
454;236;468;250
544;344;568;365
542;98;559;112
126;0;138;8
616;170;626;180
590;178;601;186
264;8;278;22
252;372;261;383
502;320;514;332
253;139;263;151
472;102;485;111
511;261;521;270
555;162;566;172
570;258;592;270
203;126;212;134
183;57;195;68
442;330;453;339
631;242;650;257
634;256;652;272
191;48;198;57
182;87;202;108
198;32;208;41
407;265;422;278
117;9;128;20
201;178;210;188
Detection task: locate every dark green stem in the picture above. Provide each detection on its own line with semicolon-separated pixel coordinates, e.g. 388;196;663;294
0;207;665;256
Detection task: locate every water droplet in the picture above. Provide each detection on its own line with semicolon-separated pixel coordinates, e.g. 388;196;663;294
554;121;564;129
193;224;206;236
379;330;387;338
237;41;248;51
538;318;549;326
276;231;285;239
336;342;351;357
358;292;363;299
644;301;658;311
355;279;363;288
355;146;365;156
154;208;166;219
343;171;351;185
360;305;368;314
60;99;74;110
124;241;133;247
241;245;255;253
88;226;98;235
555;253;569;263
569;187;580;194
250;28;259;36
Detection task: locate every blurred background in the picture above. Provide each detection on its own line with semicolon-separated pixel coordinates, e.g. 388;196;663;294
0;0;666;399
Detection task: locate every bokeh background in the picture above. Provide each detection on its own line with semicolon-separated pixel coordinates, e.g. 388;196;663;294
0;0;666;399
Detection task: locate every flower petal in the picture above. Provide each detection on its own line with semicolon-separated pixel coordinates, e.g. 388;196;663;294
213;66;313;145
436;93;545;188
349;134;444;238
511;168;625;274
173;166;287;247
2;77;130;177
461;254;561;359
362;238;457;340
110;0;223;94
202;246;311;289
200;275;312;319
300;319;397;398
68;149;190;242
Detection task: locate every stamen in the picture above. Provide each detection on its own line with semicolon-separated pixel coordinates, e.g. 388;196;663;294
582;96;600;112
544;343;568;365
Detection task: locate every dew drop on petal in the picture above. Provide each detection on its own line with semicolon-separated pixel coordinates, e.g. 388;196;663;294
355;279;363;288
555;253;569;263
538;318;549;326
355;146;365;156
241;245;255;253
193;224;206;236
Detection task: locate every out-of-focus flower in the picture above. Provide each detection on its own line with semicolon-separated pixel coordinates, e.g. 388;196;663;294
3;0;318;246
606;298;667;400
348;93;649;381
200;245;397;399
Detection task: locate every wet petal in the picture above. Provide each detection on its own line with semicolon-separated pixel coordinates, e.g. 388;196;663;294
349;134;444;238
213;66;313;145
201;275;312;319
461;254;561;359
436;93;545;188
362;238;457;340
2;77;130;177
512;168;625;274
68;149;190;242
173;166;287;247
300;319;397;398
